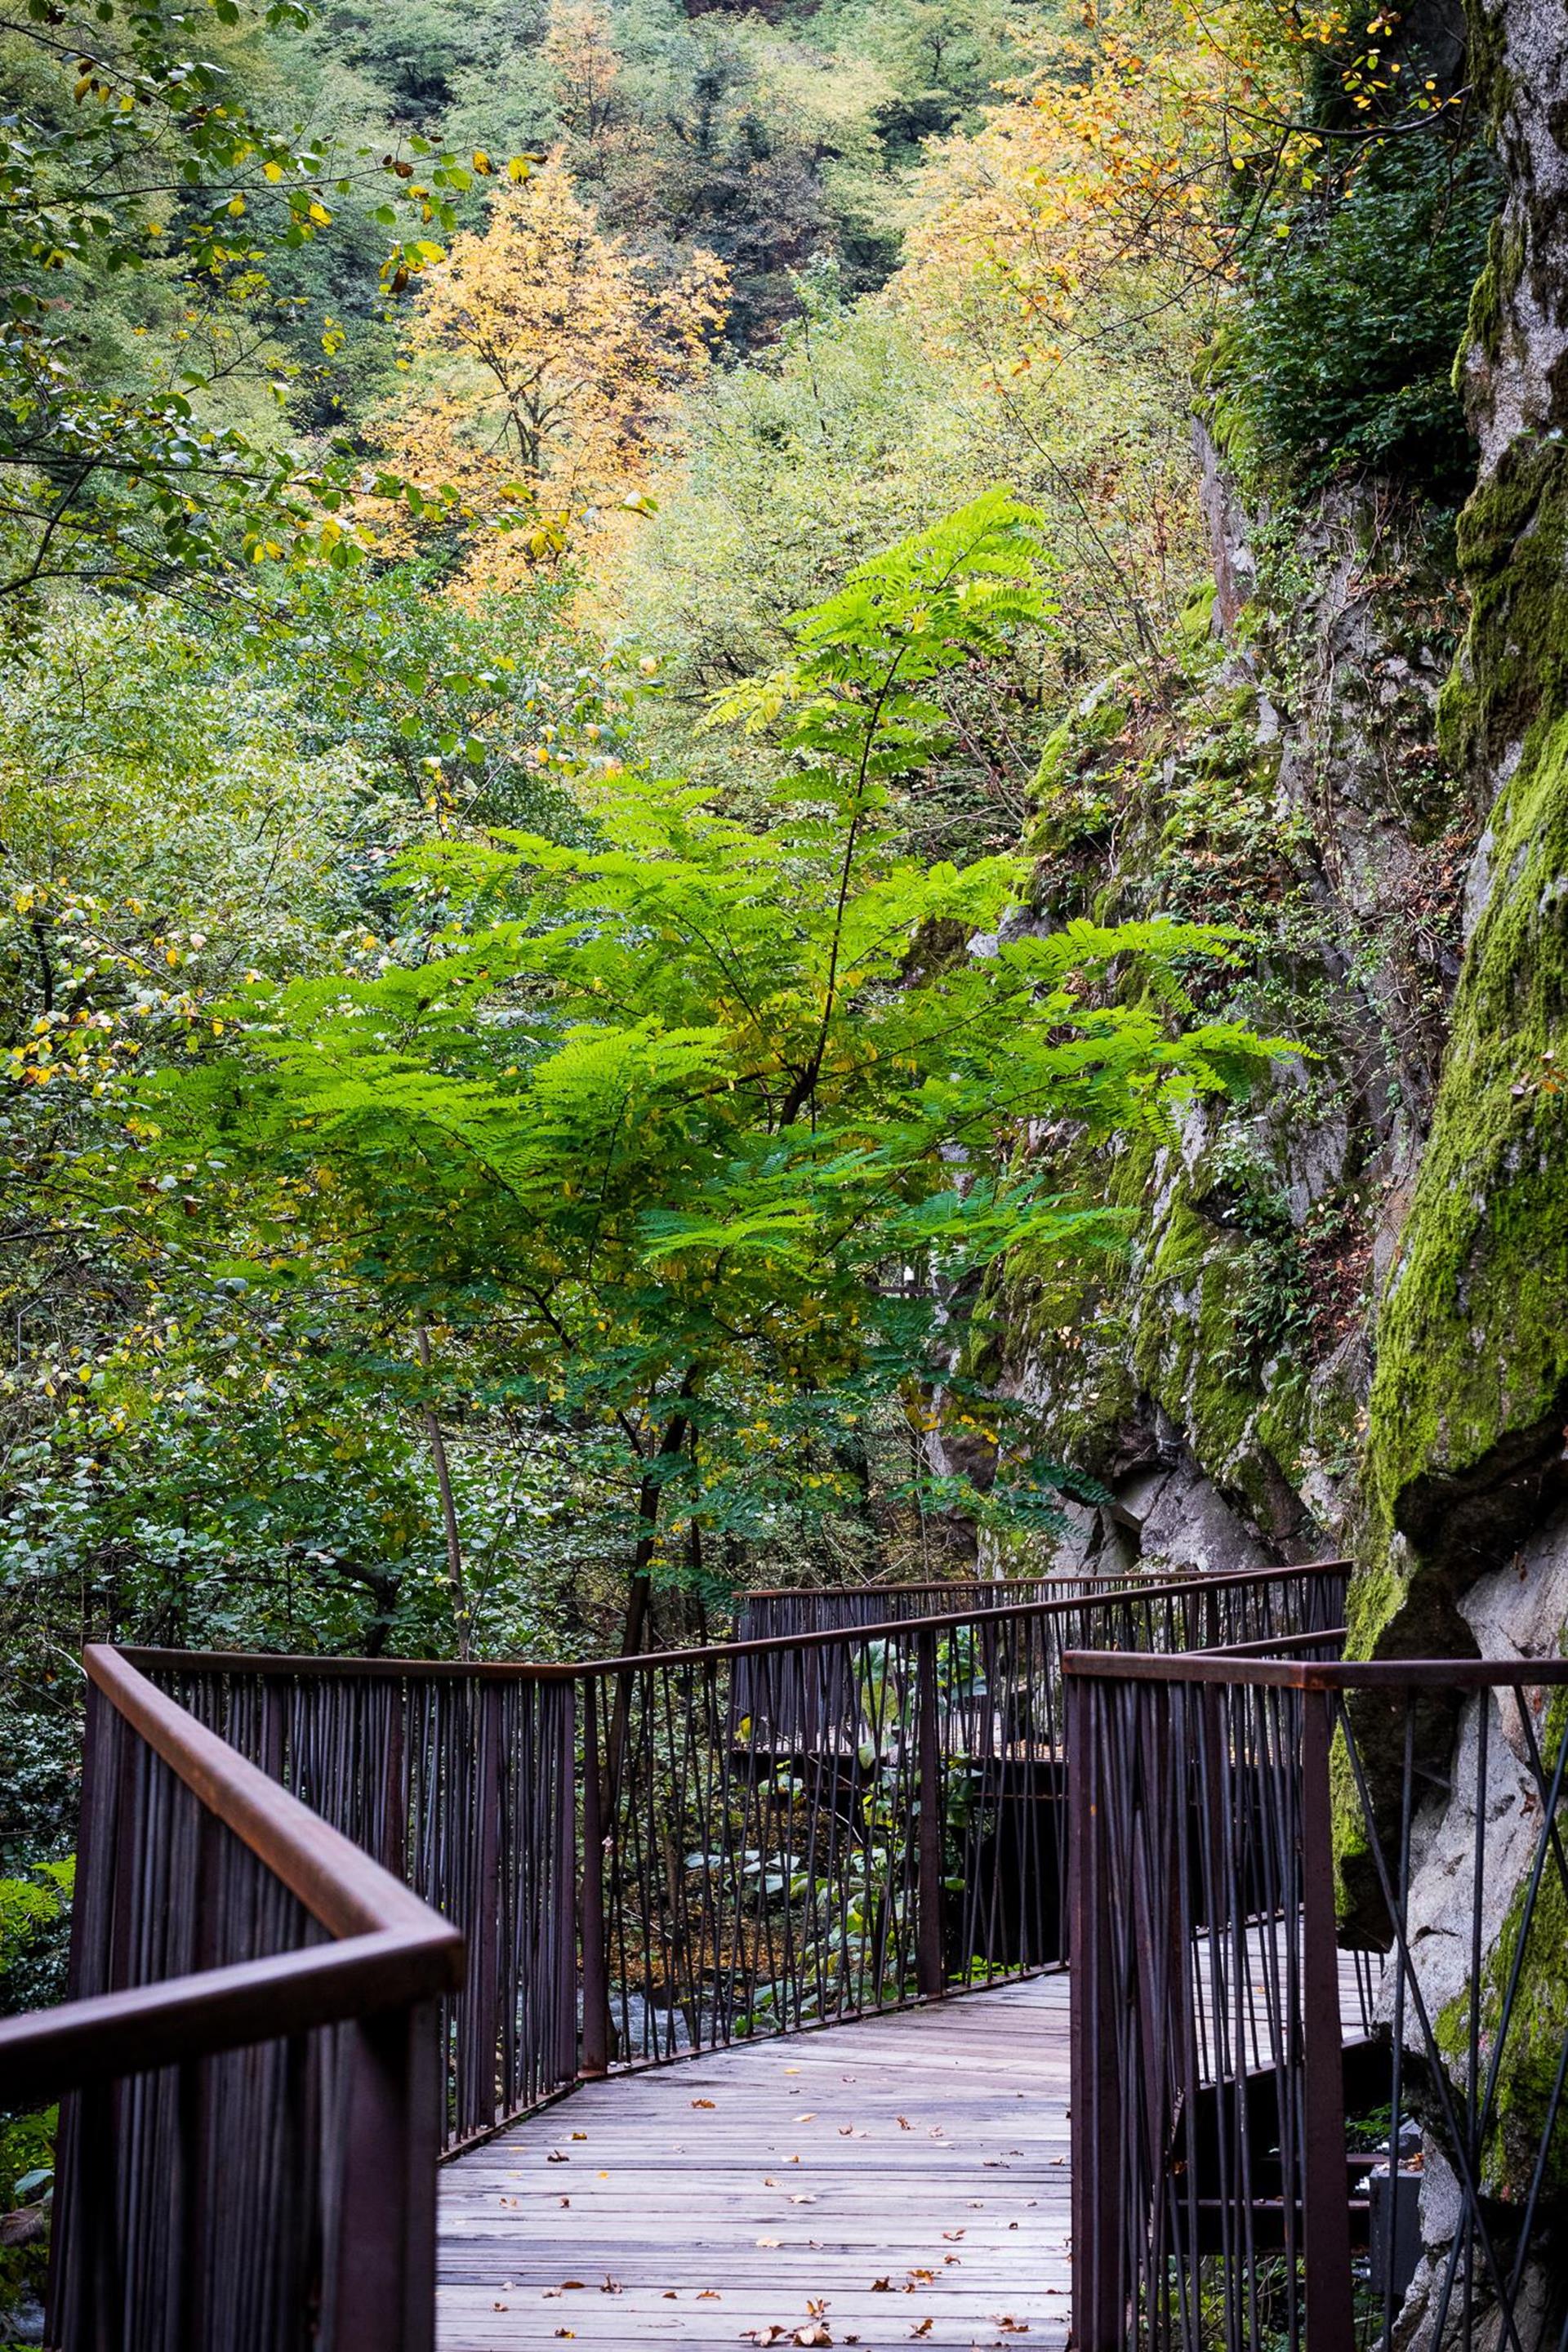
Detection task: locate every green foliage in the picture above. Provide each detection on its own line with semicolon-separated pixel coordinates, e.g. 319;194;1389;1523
0;0;519;604
149;496;1285;1607
0;1863;71;2330
1214;137;1497;498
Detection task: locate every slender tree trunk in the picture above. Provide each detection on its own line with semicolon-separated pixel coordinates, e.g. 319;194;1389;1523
617;1370;700;1659
416;1325;471;1660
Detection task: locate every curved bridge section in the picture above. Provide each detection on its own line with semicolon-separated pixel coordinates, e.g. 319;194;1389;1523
2;1563;1348;2349
439;1975;1072;2352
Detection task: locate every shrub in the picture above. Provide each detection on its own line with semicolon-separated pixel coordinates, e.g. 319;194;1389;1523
1214;136;1498;500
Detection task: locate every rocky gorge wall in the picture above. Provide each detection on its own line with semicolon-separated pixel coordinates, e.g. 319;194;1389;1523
975;0;1568;2323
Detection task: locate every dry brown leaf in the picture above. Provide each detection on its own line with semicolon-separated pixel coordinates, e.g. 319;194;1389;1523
896;2117;912;2132
546;2151;568;2163
943;2230;965;2240
601;2277;622;2295
698;2289;721;2301
786;2194;817;2205
693;2098;717;2109
839;2127;866;2138
554;2332;575;2341
870;2278;892;2293
794;2328;832;2347
910;2323;933;2341
571;2131;587;2141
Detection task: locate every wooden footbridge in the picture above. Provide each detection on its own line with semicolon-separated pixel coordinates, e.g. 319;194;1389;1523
16;1560;1562;2352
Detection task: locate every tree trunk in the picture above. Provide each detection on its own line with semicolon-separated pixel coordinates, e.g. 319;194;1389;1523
416;1325;471;1661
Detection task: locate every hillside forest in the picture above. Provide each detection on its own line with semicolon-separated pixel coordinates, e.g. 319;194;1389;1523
7;0;1568;2294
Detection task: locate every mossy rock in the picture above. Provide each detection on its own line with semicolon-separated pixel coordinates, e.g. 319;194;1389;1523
1360;706;1568;1648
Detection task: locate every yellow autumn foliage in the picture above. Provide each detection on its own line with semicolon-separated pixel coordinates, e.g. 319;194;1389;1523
378;158;727;590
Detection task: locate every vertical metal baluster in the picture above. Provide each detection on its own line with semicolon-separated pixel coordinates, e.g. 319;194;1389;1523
916;1625;943;1999
1299;1686;1354;2352
579;1677;609;2078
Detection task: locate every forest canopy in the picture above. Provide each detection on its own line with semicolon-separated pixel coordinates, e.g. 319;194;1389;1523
0;0;1494;2026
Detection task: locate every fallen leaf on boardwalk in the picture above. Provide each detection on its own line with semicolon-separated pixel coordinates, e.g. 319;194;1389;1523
554;2332;575;2341
740;2328;789;2345
597;2172;608;2180
601;2277;622;2294
794;2326;832;2345
756;2237;782;2247
992;2318;1029;2333
560;2281;586;2291
908;2270;935;2284
786;2194;816;2205
838;2127;866;2138
492;2305;508;2314
559;2198;570;2208
943;2230;965;2240
1008;2223;1019;2231
806;2301;828;2319
664;2291;678;2299
943;2256;960;2266
698;2289;722;2301
693;2098;716;2109
542;2289;562;2300
871;2278;892;2293
910;2323;933;2340
792;2113;816;2123
784;2066;802;2075
572;2131;588;2140
546;2151;568;2163
1049;2157;1065;2167
896;2117;912;2132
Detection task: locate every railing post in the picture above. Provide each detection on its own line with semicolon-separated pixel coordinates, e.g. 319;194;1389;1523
579;1676;610;2078
333;1997;443;2352
1300;1687;1355;2352
1069;1668;1124;2352
915;1626;944;1999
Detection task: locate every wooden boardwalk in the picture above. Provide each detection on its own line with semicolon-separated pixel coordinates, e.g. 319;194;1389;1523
438;1976;1072;2352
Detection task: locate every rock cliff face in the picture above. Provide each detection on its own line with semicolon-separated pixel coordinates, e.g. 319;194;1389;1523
990;2;1568;1650
986;3;1568;2318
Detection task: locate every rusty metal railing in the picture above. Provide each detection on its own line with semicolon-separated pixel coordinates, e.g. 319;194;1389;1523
125;1561;1345;2149
4;1560;1348;2347
1066;1645;1568;2352
731;1570;1175;1644
0;1646;465;2352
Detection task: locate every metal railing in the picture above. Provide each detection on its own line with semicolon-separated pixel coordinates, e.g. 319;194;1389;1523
732;1570;1178;1643
1066;1645;1568;2352
0;1646;465;2352
3;1560;1346;2347
130;1561;1345;2149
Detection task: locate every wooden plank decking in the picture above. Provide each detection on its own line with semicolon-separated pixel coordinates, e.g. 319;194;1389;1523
437;1940;1379;2351
438;1976;1072;2352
